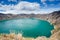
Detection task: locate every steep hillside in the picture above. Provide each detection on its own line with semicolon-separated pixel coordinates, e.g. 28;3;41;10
48;10;60;34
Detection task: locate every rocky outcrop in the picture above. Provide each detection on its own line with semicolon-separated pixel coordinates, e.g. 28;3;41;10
49;30;60;40
49;11;60;34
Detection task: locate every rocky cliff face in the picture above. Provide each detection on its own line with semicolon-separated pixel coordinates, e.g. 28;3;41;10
49;11;60;34
0;13;18;20
50;11;60;24
0;13;13;20
47;10;60;40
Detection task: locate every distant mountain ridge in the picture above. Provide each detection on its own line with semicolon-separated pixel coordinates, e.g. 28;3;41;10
0;10;60;21
0;10;60;20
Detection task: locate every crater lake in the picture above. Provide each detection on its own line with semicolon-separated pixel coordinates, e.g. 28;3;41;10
0;18;54;38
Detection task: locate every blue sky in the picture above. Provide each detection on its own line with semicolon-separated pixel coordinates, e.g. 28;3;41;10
0;0;60;14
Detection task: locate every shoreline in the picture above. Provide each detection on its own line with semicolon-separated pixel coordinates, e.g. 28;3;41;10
0;18;59;40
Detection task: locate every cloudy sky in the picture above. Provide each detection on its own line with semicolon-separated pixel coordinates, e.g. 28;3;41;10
0;0;60;14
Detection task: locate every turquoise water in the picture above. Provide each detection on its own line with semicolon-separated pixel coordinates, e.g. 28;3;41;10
0;18;54;38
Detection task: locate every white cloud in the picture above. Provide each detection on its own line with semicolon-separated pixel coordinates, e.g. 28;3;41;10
40;0;47;7
0;1;59;14
41;0;46;3
8;0;17;2
0;1;41;14
14;1;40;11
0;4;14;11
40;0;55;7
41;0;55;2
41;0;46;5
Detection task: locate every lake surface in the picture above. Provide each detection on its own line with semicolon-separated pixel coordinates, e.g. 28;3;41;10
0;18;54;38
